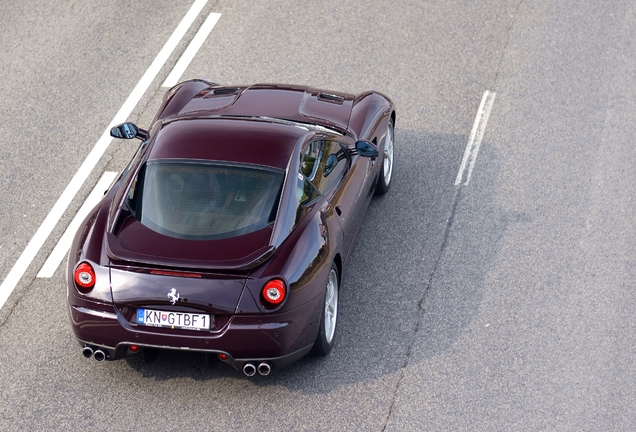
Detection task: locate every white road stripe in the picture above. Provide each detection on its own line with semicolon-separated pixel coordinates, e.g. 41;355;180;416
37;172;118;278
0;0;209;311
162;12;222;87
455;90;496;186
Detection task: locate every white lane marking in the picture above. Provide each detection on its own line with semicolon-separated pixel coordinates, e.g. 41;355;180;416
162;12;222;87
454;90;496;186
37;172;118;278
0;0;209;311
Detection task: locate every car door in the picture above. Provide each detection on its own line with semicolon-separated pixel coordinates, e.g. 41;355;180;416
328;135;377;261
297;138;351;251
298;136;375;261
310;137;367;260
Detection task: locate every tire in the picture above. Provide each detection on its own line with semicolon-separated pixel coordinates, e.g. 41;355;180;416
375;118;394;195
311;263;339;355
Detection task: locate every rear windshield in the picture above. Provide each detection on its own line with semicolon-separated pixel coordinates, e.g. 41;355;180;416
134;162;284;240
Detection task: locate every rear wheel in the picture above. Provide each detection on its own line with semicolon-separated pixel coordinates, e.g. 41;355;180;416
375;118;394;195
312;263;339;355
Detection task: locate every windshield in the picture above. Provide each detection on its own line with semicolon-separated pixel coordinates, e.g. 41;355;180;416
134;162;284;240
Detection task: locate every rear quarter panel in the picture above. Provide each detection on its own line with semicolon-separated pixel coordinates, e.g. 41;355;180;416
237;199;342;315
67;186;120;303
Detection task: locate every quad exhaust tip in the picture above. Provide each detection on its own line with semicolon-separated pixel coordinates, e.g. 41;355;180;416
243;363;256;377
82;346;106;362
243;362;272;376
93;350;107;362
82;346;94;359
258;362;271;376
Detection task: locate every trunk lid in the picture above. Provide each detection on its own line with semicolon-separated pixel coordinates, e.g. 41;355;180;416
109;265;247;315
107;219;274;314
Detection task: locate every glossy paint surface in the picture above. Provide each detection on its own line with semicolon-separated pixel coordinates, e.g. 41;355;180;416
148;117;306;169
172;83;355;134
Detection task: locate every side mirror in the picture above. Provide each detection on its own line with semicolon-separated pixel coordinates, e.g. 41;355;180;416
355;140;379;158
110;123;148;140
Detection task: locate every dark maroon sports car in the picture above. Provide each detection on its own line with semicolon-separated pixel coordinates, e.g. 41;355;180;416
67;79;395;376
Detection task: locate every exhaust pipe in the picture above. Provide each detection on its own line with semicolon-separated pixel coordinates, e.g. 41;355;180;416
93;350;107;362
258;362;271;376
243;363;256;377
82;346;94;359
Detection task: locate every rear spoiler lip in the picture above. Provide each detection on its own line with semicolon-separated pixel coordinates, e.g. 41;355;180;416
105;233;275;271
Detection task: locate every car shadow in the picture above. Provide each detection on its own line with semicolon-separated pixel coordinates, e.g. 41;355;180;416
121;128;528;394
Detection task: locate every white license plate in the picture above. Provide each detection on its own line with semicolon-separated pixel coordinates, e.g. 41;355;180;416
136;308;210;331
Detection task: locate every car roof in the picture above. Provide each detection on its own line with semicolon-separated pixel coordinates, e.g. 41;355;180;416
147;117;309;170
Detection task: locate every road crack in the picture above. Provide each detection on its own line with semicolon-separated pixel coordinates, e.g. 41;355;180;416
382;1;525;426
491;0;524;89
381;188;463;431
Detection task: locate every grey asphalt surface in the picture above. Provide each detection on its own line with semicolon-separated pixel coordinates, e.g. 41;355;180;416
0;0;635;430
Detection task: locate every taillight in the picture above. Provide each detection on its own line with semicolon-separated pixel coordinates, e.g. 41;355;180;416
261;279;286;307
74;262;96;291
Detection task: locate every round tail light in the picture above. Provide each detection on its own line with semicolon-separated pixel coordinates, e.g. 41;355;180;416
261;279;286;307
74;262;96;291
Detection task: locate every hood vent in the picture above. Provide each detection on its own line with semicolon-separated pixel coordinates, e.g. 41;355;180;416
318;92;345;104
207;87;241;97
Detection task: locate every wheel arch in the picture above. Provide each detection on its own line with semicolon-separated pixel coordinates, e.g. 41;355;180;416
348;91;395;141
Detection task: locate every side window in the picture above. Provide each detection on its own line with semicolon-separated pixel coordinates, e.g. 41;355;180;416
296;172;319;205
298;140;349;200
317;140;348;193
125;164;146;216
297;141;322;205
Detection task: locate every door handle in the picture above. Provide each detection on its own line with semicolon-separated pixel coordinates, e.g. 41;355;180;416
335;206;342;216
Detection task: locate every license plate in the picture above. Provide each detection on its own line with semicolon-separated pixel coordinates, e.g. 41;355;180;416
136;308;211;331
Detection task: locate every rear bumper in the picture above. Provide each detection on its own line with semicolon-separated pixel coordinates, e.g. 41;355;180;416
68;293;323;370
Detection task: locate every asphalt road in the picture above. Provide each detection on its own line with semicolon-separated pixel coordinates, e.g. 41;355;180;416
0;0;635;430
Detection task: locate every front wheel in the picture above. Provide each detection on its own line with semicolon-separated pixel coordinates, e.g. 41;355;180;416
375;118;394;195
311;263;339;355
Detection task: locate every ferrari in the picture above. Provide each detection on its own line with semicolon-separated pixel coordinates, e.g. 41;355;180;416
67;79;395;375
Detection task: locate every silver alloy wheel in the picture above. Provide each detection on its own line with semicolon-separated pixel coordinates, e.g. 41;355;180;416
383;123;394;186
324;268;339;344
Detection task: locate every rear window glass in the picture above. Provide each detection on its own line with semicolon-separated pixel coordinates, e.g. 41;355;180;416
136;162;284;240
